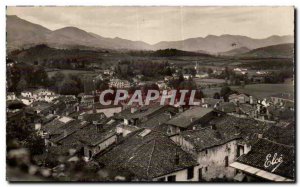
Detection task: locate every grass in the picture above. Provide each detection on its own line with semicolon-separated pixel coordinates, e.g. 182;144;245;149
231;83;294;98
47;69;98;78
202;83;294;98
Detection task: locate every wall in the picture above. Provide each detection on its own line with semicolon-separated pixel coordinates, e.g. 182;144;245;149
153;167;198;182
84;135;117;158
171;135;239;181
195;140;238;181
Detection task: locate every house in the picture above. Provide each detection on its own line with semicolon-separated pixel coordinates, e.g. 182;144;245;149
230;138;294;182
30;101;54;115
201;98;223;108
195;72;209;78
164;107;215;135
79;112;107;124
7;92;16;101
207;114;270;157
270;93;294;108
81;95;95;105
171;127;241;181
115;104;176;127
20;89;58;103
95;129;198;181
228;93;250;104
164;76;173;82
156;81;167;90
93;103;122;117
233;68;247;75
109;79;130;88
215;102;238;115
183;74;193;80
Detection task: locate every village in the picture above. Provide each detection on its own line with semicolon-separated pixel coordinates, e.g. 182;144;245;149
6;59;295;182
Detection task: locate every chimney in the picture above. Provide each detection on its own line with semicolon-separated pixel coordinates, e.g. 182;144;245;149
190;117;194;122
250;96;253;105
96;124;103;132
174;150;179;165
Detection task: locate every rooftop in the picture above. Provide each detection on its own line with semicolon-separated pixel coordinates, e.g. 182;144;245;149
96;129;197;179
237;138;294;180
165;107;213;128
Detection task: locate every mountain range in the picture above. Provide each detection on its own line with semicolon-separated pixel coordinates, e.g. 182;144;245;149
7;15;294;54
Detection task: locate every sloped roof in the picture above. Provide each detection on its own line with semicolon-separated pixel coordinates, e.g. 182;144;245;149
95;129;197;180
139;112;171;129
215;102;237;113
208;114;270;144
263;125;295;146
165;107;213;128
180;127;240;152
237;138;294;180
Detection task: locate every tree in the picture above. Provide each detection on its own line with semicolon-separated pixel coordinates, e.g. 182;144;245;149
16;76;28;92
59;80;81;95
220;86;232;97
213;92;221;99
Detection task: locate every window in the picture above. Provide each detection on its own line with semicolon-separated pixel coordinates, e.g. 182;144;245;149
187;166;194;179
205;167;208;172
205;150;208;155
167;175;176;182
237;145;245;157
225;156;229;167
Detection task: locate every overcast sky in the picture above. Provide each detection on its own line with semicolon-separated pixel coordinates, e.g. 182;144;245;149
7;6;294;44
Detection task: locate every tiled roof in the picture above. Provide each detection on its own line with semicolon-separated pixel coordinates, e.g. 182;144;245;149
139;112;172;129
237;138;294;179
57;118;119;146
95;129;197;179
263;125;294;146
208;114;270;144
165;107;213;128
179;127;240;152
82;112;106;122
215;102;237;113
116;105;175;120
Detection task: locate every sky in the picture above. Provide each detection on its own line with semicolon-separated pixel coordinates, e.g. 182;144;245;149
7;6;294;44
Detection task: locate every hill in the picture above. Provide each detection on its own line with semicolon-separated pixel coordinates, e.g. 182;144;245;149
7;15;294;53
240;43;294;58
220;47;250;56
151;48;211;57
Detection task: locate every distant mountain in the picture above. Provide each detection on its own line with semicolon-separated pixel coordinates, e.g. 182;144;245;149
153;34;294;54
7;15;294;53
240;43;294;58
6;15;51;51
6;15;153;51
220;47;250;56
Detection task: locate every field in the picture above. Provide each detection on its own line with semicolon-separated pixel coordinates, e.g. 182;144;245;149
231;83;294;98
202;83;294;98
46;69;98;78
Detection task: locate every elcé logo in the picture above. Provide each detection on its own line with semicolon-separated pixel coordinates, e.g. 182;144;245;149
264;153;283;172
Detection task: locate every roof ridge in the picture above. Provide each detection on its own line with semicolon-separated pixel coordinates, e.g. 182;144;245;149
260;138;294;148
146;140;156;178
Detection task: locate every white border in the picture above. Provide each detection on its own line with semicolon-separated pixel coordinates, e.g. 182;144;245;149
0;1;298;187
